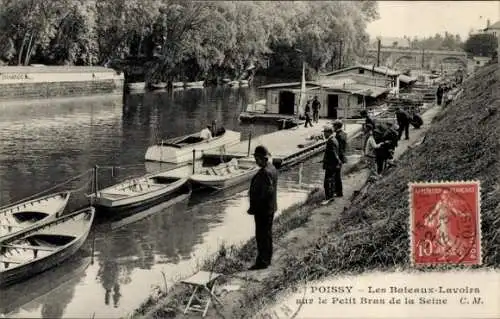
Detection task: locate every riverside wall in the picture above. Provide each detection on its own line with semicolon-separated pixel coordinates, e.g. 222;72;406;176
0;66;124;101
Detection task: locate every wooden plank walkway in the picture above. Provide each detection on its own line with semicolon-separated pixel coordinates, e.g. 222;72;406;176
203;120;362;168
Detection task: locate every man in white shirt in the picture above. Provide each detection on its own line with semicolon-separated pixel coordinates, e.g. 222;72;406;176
200;125;212;140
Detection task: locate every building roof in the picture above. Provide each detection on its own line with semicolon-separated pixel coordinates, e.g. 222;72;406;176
321;65;400;77
486;20;500;30
257;82;321;90
310;81;391;97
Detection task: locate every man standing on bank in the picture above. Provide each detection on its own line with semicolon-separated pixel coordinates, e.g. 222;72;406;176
322;126;342;205
333;119;347;197
312;96;321;123
395;107;410;141
247;145;278;270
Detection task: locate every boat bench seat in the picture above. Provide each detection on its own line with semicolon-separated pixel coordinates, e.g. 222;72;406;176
0;257;23;264
1;244;56;252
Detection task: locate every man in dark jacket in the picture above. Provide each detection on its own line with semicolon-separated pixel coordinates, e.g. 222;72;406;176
360;109;376;128
436;84;444;106
395;107;410;140
247;145;278;270
312;96;321;123
333;119;347;197
322;125;341;205
304;101;313;128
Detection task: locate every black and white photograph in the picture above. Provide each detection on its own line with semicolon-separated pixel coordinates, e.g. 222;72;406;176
0;1;499;318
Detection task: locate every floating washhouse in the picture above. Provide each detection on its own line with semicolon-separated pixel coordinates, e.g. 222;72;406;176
241;65;403;121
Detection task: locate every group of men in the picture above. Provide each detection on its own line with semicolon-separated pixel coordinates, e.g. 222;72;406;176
245;118;348;270
245;105;421;270
304;96;321;128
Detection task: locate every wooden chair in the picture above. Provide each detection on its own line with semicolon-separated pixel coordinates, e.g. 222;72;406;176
181;271;223;317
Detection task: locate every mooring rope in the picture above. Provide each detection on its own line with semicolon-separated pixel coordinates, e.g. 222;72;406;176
0;168;93;210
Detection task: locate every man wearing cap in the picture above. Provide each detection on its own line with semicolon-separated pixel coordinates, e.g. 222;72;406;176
247;145;278;270
321;125;341;204
333;119;347;197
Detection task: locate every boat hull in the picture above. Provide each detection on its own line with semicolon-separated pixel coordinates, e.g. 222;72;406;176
0;192;71;240
185;81;204;87
93;180;190;214
145;130;241;164
0;208;95;287
189;163;258;190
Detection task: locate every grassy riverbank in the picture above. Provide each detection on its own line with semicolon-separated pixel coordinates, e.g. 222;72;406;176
132;64;499;319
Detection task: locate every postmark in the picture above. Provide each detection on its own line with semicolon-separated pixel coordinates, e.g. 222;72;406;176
409;181;481;266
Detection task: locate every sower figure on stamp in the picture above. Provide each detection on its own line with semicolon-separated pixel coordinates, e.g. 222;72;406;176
321;125;341;205
333;119;347;197
424;190;468;259
247;145;278;270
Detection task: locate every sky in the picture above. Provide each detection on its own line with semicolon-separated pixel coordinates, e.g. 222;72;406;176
367;1;500;40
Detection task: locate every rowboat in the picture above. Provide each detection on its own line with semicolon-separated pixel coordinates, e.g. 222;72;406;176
128;82;145;91
189;158;259;190
0;207;95;287
185;80;205;88
0;192;71;240
103;184;191;230
172;81;184;88
150;82;167;90
145;129;241;164
88;173;189;212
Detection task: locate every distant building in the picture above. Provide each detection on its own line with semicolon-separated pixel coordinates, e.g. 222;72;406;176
483;20;500;64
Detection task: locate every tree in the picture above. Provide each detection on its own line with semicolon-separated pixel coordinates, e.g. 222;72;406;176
463;33;497;57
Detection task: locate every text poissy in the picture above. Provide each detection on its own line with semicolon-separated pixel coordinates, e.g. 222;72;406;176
309;286;353;294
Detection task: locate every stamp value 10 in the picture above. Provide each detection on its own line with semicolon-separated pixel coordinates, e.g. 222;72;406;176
409;181;481;266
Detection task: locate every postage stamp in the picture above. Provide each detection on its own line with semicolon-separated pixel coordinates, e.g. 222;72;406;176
409;181;481;266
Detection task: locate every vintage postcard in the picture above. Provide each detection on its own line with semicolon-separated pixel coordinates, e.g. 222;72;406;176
0;1;498;319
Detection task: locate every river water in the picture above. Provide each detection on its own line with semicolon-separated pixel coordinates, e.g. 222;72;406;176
0;86;327;318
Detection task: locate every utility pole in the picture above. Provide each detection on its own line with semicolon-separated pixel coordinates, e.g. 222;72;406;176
338;40;343;69
376;38;381;67
421;48;425;69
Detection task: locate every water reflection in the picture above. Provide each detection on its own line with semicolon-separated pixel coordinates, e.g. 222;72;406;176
0;87;318;318
1;254;91;317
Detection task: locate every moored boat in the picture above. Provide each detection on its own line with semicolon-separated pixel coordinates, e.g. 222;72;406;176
88;173;189;212
145;129;241;164
0;192;71;240
0;207;95;287
128;82;145;91
189;158;259;190
185;80;205;88
227;80;239;87
239;79;249;86
150;82;167;90
172;81;184;88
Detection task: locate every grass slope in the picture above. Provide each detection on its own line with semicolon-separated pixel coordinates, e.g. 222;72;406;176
274;64;500;289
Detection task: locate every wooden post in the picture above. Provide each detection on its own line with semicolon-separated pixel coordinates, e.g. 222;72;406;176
298;163;303;186
376;38;381;67
247;129;253;157
91;232;96;265
192;150;196;174
94;165;99;196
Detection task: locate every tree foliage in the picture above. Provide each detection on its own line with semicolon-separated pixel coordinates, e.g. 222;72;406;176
0;0;379;80
376;32;464;51
463;33;498;57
